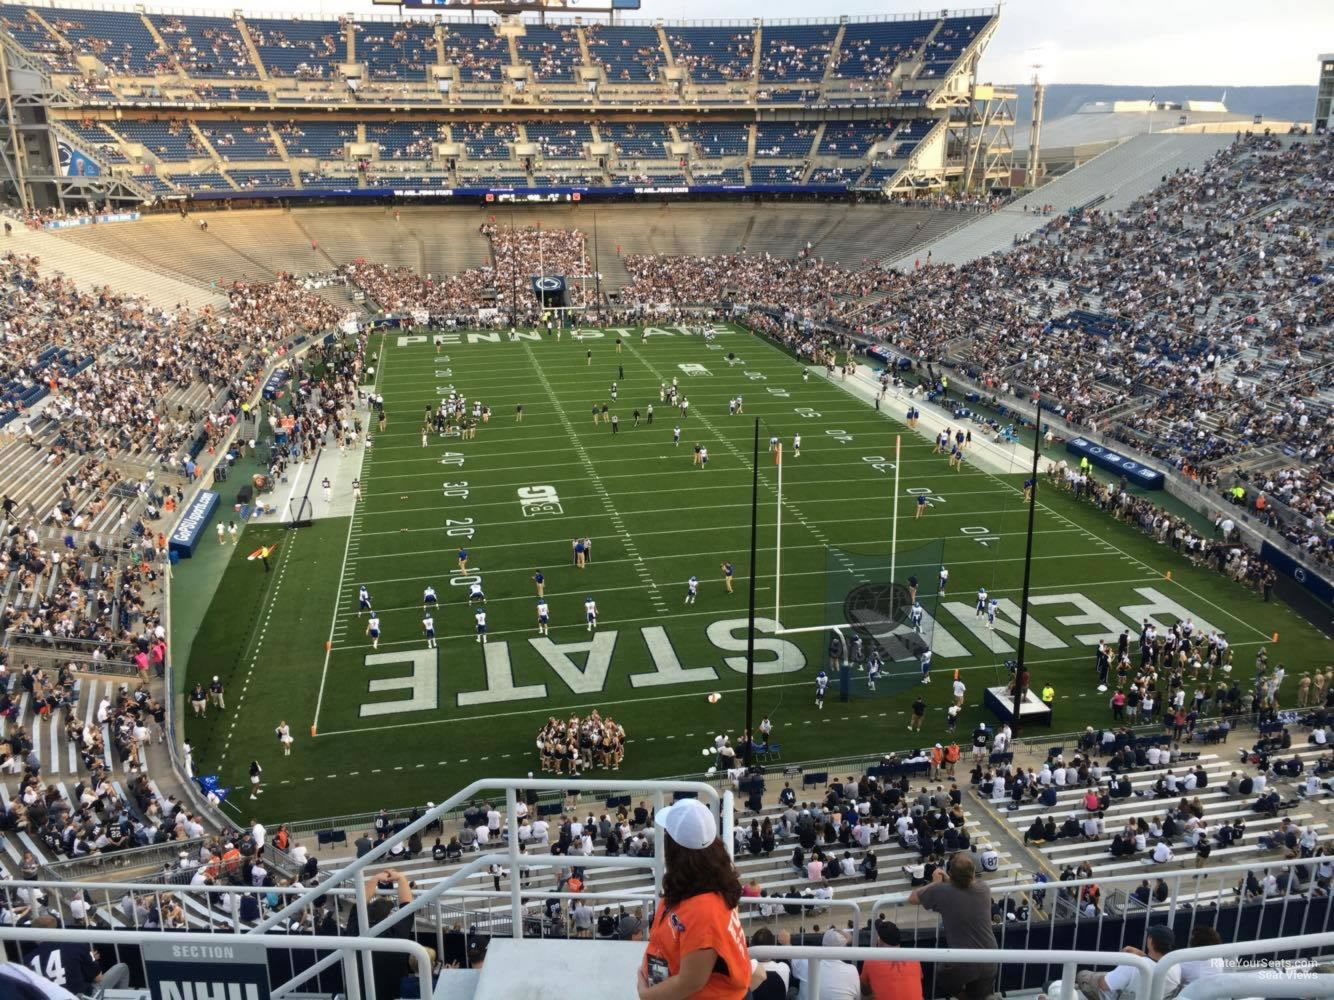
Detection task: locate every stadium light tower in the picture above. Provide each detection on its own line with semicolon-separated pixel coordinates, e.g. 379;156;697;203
1026;65;1044;189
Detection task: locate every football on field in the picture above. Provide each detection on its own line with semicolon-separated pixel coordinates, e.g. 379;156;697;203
708;692;722;704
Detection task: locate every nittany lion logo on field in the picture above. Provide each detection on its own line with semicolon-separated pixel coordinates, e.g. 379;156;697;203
841;581;928;663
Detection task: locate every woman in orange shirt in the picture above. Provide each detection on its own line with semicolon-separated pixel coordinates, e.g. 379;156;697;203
638;798;753;1000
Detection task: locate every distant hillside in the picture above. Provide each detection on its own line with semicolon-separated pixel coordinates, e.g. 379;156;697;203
1004;84;1316;127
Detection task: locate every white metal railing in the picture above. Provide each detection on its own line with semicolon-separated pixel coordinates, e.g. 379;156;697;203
0;927;433;1000
1151;932;1334;1000
251;777;726;1000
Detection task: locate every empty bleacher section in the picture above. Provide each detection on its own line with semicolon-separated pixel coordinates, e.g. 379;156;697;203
818;119;892;156
458;121;516;160
0;4;76;72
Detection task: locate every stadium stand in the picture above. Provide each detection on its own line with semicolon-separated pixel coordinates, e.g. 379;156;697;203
243;17;342;79
1;1;1331;990
0;3;77;72
833;17;935;82
107;120;208;162
515;22;582;80
525;121;593;160
756;23;838;82
355;19;435;81
583;22;661;82
45;7;171;75
150;13;258;79
753;122;818;158
196;121;280;161
442;21;509;82
664;25;754;82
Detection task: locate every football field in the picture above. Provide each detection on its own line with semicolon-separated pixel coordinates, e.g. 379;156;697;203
182;323;1328;821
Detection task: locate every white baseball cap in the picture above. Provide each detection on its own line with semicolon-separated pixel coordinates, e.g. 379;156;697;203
654;798;718;851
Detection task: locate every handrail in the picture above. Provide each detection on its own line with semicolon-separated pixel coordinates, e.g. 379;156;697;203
1179;972;1334;1000
749;945;1155;1000
256;777;720;999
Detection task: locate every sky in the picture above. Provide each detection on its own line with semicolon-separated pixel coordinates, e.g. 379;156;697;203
138;0;1332;87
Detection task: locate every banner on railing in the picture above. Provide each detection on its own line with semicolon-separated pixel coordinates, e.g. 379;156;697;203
1260;541;1334;605
1065;437;1165;489
43;211;140;229
169;490;219;558
186;182;852;203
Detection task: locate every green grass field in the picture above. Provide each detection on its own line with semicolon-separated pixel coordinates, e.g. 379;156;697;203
182;323;1330;822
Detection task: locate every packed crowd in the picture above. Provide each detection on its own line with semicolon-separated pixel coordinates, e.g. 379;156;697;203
0;676;174;854
334;224;592;323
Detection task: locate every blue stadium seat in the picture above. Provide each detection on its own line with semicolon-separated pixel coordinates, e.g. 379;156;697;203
112;120;208;162
198;122;279;160
52;7;170;74
584;23;663;82
599;121;671;159
151;14;258;78
229;168;293;189
676;122;749;157
442;21;509;82
834;17;936;81
818;120;893;156
757;24;837;82
665;25;754;82
458;122;516;160
526;122;592;160
753;123;817;158
355;19;435;80
0;5;78;72
515;23;581;81
245;17;342;79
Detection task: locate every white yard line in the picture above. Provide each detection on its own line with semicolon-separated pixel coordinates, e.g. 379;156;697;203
523;344;669;613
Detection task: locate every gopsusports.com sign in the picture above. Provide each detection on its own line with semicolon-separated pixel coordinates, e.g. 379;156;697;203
1066;437;1165;489
169;490;220;558
143;941;270;1000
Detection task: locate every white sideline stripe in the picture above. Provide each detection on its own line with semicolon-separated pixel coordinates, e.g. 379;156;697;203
314;338;385;737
